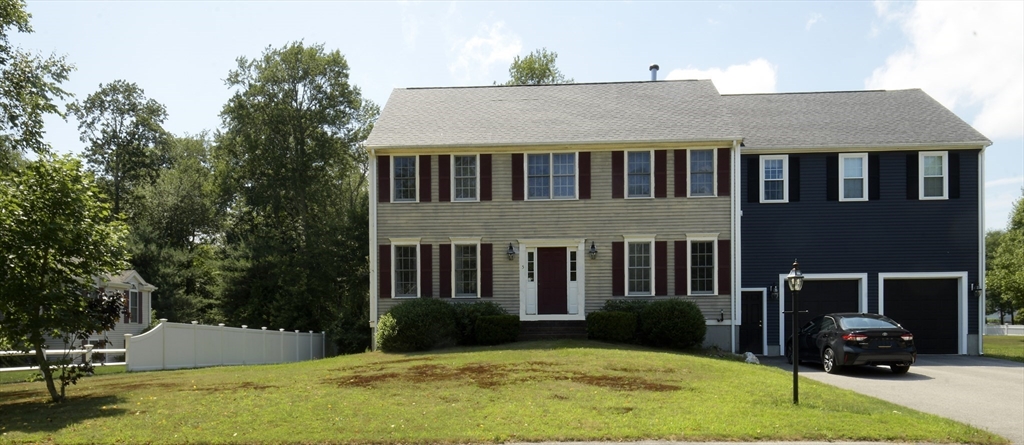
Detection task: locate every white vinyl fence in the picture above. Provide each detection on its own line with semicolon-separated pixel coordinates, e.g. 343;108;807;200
126;320;325;372
0;346;125;372
984;324;1024;336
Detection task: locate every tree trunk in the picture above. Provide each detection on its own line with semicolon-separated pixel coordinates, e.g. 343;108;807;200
33;343;62;402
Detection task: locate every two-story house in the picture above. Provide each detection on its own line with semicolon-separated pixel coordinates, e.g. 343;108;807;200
727;90;991;356
44;270;156;354
366;80;741;349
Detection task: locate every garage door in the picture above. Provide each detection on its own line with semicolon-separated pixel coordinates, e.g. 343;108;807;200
784;279;859;337
883;279;958;354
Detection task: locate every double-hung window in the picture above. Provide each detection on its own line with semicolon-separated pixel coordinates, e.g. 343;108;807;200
627;151;652;198
452;239;480;298
688;238;716;295
392;156;417;202
840;153;868;201
919;151;947;200
453;155;478;201
624;236;655;296
760;155;788;203
527;153;575;199
129;290;140;323
392;241;419;298
689;149;714;197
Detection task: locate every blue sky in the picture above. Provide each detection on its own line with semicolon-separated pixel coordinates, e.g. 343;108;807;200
13;1;1023;230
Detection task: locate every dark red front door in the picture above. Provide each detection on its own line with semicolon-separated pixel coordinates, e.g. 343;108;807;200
537;247;568;315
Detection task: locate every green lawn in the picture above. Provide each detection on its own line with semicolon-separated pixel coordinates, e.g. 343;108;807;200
983;335;1024;363
0;340;1006;444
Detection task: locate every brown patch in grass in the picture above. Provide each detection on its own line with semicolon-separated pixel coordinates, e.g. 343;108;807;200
189;381;279;393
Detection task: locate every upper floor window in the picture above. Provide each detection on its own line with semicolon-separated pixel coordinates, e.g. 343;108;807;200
393;243;419;297
129;290;141;323
454;155;478;201
627;151;652;198
393;156;417;202
624;236;654;296
689;149;714;197
528;153;575;199
920;151;947;200
840;153;868;201
760;155;788;203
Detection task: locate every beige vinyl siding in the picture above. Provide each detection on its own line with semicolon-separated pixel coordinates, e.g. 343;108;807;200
376;149;732;318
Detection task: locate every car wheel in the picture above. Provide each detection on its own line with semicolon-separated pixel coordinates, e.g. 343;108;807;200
785;342;793;364
890;364;911;375
822;347;841;374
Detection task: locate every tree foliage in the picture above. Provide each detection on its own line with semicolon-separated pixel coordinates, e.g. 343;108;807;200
0;0;73;170
215;42;376;348
988;192;1024;316
0;155;129;402
68;80;169;216
502;48;573;86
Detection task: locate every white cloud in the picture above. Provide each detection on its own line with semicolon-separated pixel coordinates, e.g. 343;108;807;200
806;13;824;31
665;59;778;94
986;182;1024;230
986;176;1024;189
448;21;522;82
866;1;1024;139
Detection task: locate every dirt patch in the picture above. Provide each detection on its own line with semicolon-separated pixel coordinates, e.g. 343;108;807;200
188;381;279;393
333;357;434;373
94;381;180;393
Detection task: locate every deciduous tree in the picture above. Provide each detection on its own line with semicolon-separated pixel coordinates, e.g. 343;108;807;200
502;48;573;86
989;192;1024;319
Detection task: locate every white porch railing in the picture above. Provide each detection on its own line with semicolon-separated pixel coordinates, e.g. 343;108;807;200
984;324;1024;336
125;320;326;372
0;346;125;372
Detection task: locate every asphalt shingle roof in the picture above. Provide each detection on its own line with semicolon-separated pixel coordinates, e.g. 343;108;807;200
365;80;743;148
723;89;991;149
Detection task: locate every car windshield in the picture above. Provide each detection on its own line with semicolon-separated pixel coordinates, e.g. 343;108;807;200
839;316;901;330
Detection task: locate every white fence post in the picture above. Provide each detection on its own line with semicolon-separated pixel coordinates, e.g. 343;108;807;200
123;334;132;371
322;331;326;359
279;329;285;363
241;325;248;365
309;331;314;360
262;327;267;364
192;321;198;368
160;319;167;370
219;323;226;366
84;344;93;365
295;330;300;362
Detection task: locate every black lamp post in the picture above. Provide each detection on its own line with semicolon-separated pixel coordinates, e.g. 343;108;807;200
786;260;804;405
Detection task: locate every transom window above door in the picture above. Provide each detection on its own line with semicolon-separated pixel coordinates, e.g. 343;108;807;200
527;153;576;199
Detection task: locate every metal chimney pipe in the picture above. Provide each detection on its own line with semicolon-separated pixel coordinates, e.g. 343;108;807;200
649;64;659;81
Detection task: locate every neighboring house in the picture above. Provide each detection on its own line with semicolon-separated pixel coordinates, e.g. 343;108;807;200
726;90;991;356
44;270;157;352
366;79;991;356
366;80;742;350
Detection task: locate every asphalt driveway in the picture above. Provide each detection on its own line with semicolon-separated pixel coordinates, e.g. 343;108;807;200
763;355;1024;444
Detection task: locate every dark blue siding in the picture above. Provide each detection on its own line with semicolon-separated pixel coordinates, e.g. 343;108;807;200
741;150;982;345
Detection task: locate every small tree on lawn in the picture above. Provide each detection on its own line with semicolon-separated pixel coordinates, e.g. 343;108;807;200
0;155;129;402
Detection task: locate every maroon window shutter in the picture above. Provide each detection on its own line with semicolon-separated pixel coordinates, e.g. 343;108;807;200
378;156;390;203
611;151;624;199
419;155;431;202
481;243;493;297
612;241;624;296
512;154;524;201
439;244;451;298
655;241;667;295
420;244;432;298
674;241;687;295
123;291;129;323
654;150;667;198
674;150;687;197
717;239;731;295
438;155;451;202
717;148;731;197
480;154;492;201
579;152;591;199
379;245;391;298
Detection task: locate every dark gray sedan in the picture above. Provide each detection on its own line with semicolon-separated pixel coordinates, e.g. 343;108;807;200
786;313;917;374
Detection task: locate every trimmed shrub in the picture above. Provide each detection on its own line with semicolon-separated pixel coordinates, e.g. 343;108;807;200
587;311;637;343
376;298;457;352
475;315;520;345
451;301;507;345
639;299;706;350
602;299;650;342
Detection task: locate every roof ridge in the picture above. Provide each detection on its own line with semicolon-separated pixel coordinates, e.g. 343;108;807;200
723;88;919;97
403;79;712;91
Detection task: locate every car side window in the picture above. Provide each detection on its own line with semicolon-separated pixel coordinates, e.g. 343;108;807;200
820;317;837;332
801;316;823;334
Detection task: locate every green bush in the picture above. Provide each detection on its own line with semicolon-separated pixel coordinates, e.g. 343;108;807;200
639;299;706;350
587;311;638;343
475;315;520;346
602;299;650;342
376;299;457;352
451;301;507;345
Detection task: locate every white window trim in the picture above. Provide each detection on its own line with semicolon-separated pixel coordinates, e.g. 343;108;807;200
449;236;482;298
839;153;868;202
391;155;418;203
623;235;656;296
919;151;948;200
687;148;717;198
759;155;788;203
686;234;718;296
525;152;579;201
452;154;480;203
625;149;655;199
390;238;421;298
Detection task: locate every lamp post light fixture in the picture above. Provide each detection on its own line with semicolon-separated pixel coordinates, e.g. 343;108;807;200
786;260;804;405
589;241;599;259
506;243;517;261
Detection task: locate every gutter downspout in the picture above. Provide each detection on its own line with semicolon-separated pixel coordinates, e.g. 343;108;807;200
368;147;379;351
731;139;742;354
978;146;986;355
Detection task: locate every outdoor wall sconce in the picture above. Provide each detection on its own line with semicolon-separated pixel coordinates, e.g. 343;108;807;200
718;309;724;322
589;241;598;259
506;243;517;261
769;284;779;300
970;282;983;298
